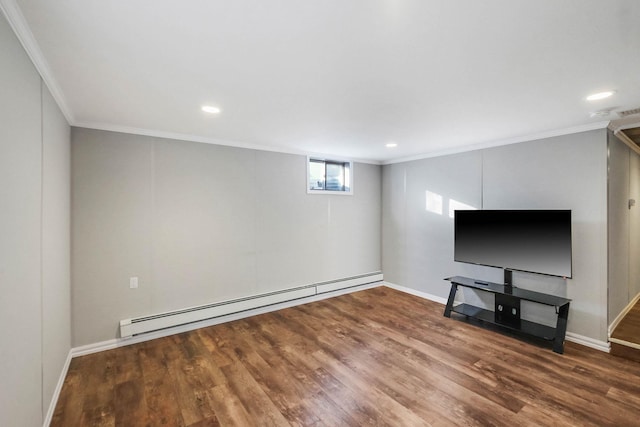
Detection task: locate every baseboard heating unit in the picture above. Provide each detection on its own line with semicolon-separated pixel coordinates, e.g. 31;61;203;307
119;272;383;338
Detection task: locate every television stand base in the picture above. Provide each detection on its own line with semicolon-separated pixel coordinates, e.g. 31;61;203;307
444;276;571;354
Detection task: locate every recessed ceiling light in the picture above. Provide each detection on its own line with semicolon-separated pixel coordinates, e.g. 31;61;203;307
586;91;615;101
202;105;221;114
386;142;398;148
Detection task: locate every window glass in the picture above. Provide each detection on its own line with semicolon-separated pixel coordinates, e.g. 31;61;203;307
325;162;344;191
309;160;325;190
307;158;352;194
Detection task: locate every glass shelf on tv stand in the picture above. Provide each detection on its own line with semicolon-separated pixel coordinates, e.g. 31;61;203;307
443;276;571;354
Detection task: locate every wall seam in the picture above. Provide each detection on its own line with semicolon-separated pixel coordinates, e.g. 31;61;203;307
70;128;76;347
481;150;484;210
150;137;156;313
39;76;45;422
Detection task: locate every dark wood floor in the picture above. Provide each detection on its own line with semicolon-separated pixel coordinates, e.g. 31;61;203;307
53;287;640;426
612;297;640;344
611;297;640;362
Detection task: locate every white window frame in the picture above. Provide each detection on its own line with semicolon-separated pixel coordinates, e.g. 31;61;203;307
306;156;353;195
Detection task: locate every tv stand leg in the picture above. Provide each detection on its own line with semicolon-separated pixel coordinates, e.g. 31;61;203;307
553;303;570;354
444;284;458;318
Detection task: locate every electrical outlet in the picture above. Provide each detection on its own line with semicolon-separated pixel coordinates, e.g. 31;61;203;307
129;277;139;289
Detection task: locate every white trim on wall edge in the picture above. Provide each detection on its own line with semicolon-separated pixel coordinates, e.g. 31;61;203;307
383;281;449;305
382;121;610;165
0;0;74;124
565;333;610;353
384;281;611;353
75;121;611;168
608;291;640;338
73;122;382;165
71;281;382;358
609;337;640;351
43;349;72;427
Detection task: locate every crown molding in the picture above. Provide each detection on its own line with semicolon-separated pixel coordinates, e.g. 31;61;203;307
0;0;74;124
382;121;611;165
73;121;383;165
74;119;611;168
608;116;640;133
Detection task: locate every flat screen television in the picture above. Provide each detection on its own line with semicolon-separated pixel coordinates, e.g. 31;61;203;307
454;210;572;279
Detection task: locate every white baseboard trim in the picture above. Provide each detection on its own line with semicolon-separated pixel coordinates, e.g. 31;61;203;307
71;281;383;358
384;281;611;353
43;349;73;427
383;281;449;305
565;332;610;353
71;337;120;358
608;291;640;338
610;337;640;351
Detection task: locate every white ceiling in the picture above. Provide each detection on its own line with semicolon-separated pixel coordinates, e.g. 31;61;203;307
6;0;640;163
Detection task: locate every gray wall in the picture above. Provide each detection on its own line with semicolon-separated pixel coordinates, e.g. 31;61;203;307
630;149;640;300
608;133;631;324
71;128;382;345
383;130;609;342
0;12;71;427
42;84;72;415
608;132;640;325
382;150;483;292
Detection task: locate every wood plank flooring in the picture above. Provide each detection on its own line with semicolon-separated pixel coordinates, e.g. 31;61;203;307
612;297;640;343
52;287;640;426
611;297;640;362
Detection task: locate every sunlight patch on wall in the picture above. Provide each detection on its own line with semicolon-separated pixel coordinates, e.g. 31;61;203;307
449;199;477;218
426;190;443;215
426;190;477;218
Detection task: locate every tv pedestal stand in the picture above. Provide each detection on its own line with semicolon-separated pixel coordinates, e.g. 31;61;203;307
444;275;571;354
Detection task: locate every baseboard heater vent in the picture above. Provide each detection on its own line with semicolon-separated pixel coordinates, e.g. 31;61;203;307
119;271;382;338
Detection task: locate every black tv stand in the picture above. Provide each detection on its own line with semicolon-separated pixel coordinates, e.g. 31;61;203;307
443;276;571;354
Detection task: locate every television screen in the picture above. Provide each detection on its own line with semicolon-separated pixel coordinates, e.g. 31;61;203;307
454;210;572;278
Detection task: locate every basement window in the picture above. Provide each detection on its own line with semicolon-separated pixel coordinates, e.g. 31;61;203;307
307;157;352;194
